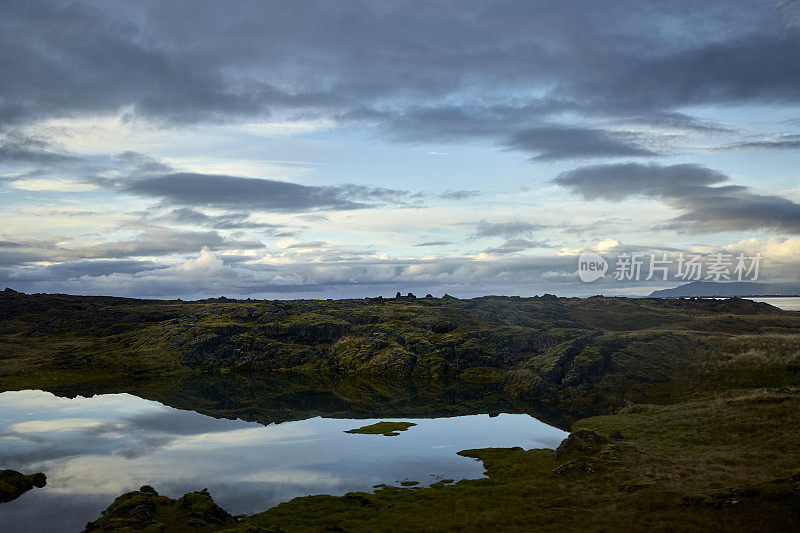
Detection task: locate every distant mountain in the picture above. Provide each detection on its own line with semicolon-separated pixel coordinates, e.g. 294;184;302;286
649;281;800;298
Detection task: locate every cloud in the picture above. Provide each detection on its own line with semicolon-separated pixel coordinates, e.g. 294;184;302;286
439;190;481;200
157;207;283;230
9;178;98;191
553;163;728;201
283;241;328;249
0;1;334;126
617;112;734;133
81;225;264;259
11;418;104;433
0;226;265;266
0;239;58;265
579;32;800;113
3;2;800;297
482;239;551;254
507;126;657;161
4;242;800;299
7;260;162;281
473;221;543;239
384;103;562;142
554;163;800;233
668;188;800;234
169;246;231;279
0;132;78;165
724;236;800;261
113;151;173;174
124;173;409;212
0;250;591;299
1;1;792;153
715;134;800;152
415;241;453;247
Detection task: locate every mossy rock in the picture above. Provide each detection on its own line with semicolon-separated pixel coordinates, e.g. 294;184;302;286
553;430;609;461
82;486;236;532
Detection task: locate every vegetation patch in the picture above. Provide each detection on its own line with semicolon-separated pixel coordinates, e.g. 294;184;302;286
345;421;417;436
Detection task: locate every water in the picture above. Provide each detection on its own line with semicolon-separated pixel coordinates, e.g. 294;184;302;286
0;390;567;533
746;297;800;311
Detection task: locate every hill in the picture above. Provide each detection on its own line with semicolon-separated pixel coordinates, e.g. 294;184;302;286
649;280;800;298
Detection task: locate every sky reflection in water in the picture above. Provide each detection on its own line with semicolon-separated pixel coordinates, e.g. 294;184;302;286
0;390;567;532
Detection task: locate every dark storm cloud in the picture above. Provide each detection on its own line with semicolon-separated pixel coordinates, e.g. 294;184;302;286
3;1;798;159
666;188;800;234
554;163;800;233
125;173;410;211
0;0;336;126
473;221;544;239
579;32;800;113
507;126;657;161
553;163;728;201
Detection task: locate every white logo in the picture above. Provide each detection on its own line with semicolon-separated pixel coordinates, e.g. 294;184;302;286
578;251;608;282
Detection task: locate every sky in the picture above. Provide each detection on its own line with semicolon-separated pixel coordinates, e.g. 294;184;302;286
2;0;800;299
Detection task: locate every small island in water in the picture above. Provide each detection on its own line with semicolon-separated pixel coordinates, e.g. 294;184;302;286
1;289;799;531
345;421;417;436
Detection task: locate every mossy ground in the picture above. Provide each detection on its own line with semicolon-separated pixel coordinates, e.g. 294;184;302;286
2;291;800;531
344;421;417;436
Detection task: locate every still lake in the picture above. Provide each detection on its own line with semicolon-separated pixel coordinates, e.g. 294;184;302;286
0;390;567;533
746;297;800;311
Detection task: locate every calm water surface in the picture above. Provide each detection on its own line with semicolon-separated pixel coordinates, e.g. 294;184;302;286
746;297;800;311
0;390;567;533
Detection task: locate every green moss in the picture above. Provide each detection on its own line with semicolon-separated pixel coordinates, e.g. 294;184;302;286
344;421;417;436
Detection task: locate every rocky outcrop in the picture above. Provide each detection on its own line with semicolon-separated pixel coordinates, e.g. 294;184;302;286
553;430;610;461
82;485;237;532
